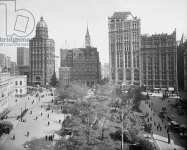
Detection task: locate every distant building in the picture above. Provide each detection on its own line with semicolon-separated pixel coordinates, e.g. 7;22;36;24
17;47;30;83
17;47;30;66
0;53;6;69
10;61;18;75
29;17;55;86
108;12;141;86
101;63;109;79
5;56;11;70
60;27;101;87
141;31;177;89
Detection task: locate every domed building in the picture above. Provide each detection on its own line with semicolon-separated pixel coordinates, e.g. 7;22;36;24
29;17;55;86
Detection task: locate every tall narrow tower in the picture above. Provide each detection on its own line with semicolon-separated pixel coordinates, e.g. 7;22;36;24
29;17;55;86
85;26;91;47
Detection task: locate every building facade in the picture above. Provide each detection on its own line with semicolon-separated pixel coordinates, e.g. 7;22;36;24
177;39;187;90
59;27;101;87
17;47;30;83
59;67;71;86
17;47;30;66
184;47;187;91
29;17;55;86
0;73;15;115
14;75;27;96
108;12;141;86
0;72;27;117
141;31;177;89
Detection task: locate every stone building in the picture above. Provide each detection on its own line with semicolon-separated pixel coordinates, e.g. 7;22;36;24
108;12;141;86
141;30;177;89
59;27;101;87
0;72;27;118
29;17;55;86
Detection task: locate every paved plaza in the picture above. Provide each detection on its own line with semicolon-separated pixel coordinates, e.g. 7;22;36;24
0;89;65;150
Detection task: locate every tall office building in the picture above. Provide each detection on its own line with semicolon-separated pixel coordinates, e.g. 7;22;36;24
17;47;30;66
17;47;30;81
108;12;141;86
141;31;177;89
59;27;101;87
29;17;55;86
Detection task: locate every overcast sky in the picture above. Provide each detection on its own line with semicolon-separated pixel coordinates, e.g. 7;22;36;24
0;0;187;65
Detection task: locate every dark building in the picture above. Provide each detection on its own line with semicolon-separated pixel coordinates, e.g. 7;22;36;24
141;30;177;89
184;43;187;91
177;38;187;90
17;47;30;82
29;17;55;86
60;27;101;87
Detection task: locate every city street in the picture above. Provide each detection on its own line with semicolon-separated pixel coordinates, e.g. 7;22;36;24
140;95;186;150
0;89;65;150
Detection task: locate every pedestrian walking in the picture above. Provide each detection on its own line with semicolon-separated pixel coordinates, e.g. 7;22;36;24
45;135;47;141
47;114;49;118
48;121;50;126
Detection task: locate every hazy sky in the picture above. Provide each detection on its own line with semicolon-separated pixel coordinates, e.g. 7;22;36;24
0;0;187;65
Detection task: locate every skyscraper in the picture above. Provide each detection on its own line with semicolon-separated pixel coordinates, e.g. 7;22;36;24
141;31;177;89
108;12;141;86
29;17;55;86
